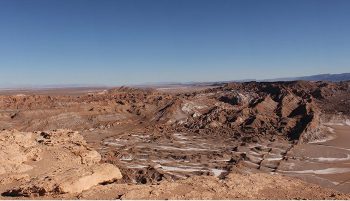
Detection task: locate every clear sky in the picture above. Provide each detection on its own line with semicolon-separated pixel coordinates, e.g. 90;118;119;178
0;0;349;86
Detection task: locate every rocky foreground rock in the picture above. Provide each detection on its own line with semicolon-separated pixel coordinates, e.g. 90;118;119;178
0;129;122;197
81;173;349;200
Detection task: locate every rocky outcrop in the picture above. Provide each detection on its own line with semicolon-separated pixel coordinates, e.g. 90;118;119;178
0;129;122;197
0;130;40;175
5;163;122;196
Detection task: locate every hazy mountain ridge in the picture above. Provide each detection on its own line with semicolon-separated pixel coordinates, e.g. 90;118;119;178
139;73;350;87
1;73;349;90
264;73;350;82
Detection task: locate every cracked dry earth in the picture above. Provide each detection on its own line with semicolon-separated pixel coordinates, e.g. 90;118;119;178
0;81;350;199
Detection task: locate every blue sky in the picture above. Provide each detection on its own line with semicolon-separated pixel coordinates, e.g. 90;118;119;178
0;0;349;86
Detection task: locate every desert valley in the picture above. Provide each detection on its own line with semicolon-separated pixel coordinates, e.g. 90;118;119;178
0;80;349;199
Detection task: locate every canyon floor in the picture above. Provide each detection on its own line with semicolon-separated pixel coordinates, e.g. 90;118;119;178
0;81;349;199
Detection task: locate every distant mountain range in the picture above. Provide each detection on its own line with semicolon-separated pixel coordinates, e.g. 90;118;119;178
263;73;350;82
1;73;349;90
136;73;350;87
